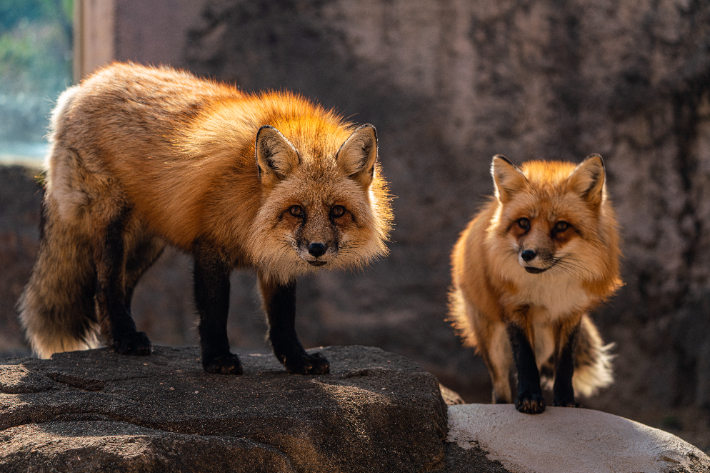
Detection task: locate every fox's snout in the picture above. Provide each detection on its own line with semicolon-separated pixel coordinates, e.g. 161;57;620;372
296;239;337;266
304;241;332;266
521;249;536;262
308;242;326;258
517;246;554;273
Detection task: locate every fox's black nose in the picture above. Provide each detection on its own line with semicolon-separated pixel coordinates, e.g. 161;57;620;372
308;243;327;258
521;249;537;262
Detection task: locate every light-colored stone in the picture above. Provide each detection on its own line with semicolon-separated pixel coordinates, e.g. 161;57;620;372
448;404;710;473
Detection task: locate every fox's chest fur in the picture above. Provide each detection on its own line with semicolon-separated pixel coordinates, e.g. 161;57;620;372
497;253;594;323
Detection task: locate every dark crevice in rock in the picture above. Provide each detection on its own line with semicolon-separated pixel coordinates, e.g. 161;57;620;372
673;85;707;290
45;372;107;392
0;385;52;394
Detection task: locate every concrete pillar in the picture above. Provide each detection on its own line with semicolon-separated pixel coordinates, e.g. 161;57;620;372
73;0;115;81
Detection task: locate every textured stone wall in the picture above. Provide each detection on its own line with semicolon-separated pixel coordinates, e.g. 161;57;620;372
0;167;41;356
3;0;710;449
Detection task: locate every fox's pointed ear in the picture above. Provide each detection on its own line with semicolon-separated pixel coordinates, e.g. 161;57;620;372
569;154;605;207
491;155;527;204
255;126;300;187
337;124;378;188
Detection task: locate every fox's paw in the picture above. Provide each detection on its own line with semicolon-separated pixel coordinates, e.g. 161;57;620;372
282;352;330;375
114;331;152;356
515;392;546;414
203;353;243;375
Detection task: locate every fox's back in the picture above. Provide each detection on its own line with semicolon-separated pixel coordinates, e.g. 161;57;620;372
50;63;358;252
58;63;234;154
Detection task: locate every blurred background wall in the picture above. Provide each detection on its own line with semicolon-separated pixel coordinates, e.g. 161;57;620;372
2;0;710;451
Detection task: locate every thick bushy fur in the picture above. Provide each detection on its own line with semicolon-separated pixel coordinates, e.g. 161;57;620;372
18;62;392;374
449;155;621;414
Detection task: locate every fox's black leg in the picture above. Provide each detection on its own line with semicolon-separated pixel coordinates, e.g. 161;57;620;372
193;241;241;374
124;237;165;310
258;274;329;375
507;323;545;414
553;323;581;407
95;212;151;355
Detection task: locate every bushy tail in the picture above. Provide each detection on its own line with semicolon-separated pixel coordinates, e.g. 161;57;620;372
447;285;478;348
17;86;101;358
17;195;100;358
572;314;615;397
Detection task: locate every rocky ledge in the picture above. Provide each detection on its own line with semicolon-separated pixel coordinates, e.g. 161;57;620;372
1;345;708;472
0;346;447;472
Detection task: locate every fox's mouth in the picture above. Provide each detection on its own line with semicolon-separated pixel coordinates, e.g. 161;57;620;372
308;260;327;267
524;266;547;274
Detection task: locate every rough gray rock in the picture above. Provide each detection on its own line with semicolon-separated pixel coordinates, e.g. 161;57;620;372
0;346;448;472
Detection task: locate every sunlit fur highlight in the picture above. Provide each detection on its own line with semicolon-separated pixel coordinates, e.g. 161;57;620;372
449;155;621;402
18;62;393;358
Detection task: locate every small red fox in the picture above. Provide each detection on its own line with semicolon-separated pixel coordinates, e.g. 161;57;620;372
449;155;621;414
18;62;392;375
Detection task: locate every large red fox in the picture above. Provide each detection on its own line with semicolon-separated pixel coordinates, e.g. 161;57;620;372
18;62;392;375
449;155;621;414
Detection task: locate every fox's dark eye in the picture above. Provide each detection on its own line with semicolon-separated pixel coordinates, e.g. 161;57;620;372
330;205;345;219
554;221;569;232
289;205;304;218
517;218;530;231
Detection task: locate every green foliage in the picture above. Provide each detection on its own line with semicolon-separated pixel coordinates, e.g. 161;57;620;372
0;20;72;95
0;0;73;144
0;0;72;32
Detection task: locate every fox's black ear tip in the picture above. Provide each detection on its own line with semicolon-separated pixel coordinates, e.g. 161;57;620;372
585;153;605;168
256;125;276;136
492;155;513;166
354;123;377;140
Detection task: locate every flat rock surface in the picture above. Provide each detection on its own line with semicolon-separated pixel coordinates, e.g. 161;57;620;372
0;345;448;472
447;404;710;473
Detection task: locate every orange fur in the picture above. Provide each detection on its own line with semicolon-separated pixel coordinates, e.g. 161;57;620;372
449;155;621;405
19;62;393;359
